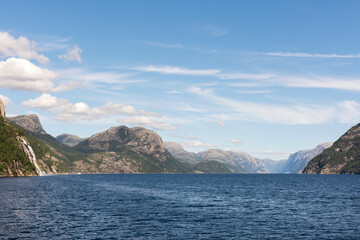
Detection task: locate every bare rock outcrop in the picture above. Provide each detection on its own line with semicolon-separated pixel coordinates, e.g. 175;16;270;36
0;97;5;119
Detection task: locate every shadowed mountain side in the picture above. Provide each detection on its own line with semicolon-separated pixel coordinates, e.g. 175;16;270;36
303;123;360;174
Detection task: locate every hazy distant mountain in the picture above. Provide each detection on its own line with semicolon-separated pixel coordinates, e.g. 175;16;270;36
261;159;287;173
56;133;87;147
164;142;198;164
282;143;332;173
303;123;360;174
165;142;268;173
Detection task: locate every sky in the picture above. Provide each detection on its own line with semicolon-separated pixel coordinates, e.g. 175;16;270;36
1;0;360;160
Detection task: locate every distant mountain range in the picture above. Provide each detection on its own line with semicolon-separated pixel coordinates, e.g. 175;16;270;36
1;97;358;176
164;141;332;174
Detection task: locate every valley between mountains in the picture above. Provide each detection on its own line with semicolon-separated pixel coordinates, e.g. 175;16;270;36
1;98;359;176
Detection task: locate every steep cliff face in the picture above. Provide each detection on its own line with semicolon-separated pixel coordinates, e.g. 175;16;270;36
8;114;75;175
0;102;38;177
282;143;333;173
303;124;360;174
0;98;5;119
8;114;47;135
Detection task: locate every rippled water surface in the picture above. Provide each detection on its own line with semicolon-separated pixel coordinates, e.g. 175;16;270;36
0;174;359;239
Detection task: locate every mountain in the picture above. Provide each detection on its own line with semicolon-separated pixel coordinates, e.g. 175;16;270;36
303;124;360;174
164;142;198;164
0;116;38;176
282;143;333;173
8;114;78;174
56;133;87;147
165;142;268;173
72;126;191;173
8;114;47;135
261;159;287;173
0;99;40;177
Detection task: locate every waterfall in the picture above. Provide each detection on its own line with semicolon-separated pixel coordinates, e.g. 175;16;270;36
17;137;44;176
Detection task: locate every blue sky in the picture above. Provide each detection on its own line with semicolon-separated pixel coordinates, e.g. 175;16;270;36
1;0;360;159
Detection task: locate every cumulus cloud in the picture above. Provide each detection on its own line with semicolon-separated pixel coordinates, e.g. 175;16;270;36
0;57;57;92
58;45;82;63
0;32;49;64
188;86;360;124
23;93;141;122
118;116;178;130
132;65;220;76
218;120;226;128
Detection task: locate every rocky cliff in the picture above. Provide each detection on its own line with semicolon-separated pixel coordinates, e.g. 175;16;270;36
8;114;76;174
281;143;333;173
73;126;191;173
8;114;47;135
0;98;5;119
0;100;38;177
303;124;360;174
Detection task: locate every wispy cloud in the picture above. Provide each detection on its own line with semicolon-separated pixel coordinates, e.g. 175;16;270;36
132;65;221;76
188;86;360;124
231;139;242;146
203;25;229;37
181;140;217;149
218;120;226;128
220;72;275;80
0;94;12;106
265;51;360;58
169;134;198;140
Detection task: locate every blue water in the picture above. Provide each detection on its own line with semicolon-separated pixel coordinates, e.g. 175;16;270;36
0;174;359;239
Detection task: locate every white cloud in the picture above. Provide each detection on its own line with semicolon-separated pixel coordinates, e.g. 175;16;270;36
23;93;142;122
169;134;198;140
133;65;220;76
58;45;82;63
269;75;360;92
0;57;57;92
220;72;274;80
218;120;226;128
265;51;360;58
118;116;178;130
0;32;49;64
188;86;360;124
0;94;12;106
60;68;147;84
181;141;217;149
232;139;242;146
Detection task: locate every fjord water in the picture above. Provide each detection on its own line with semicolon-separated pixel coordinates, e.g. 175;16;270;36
0;174;359;239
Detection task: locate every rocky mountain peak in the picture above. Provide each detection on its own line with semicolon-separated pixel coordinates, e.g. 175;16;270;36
56;133;87;147
76;125;168;162
0;97;5;119
7;114;47;135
